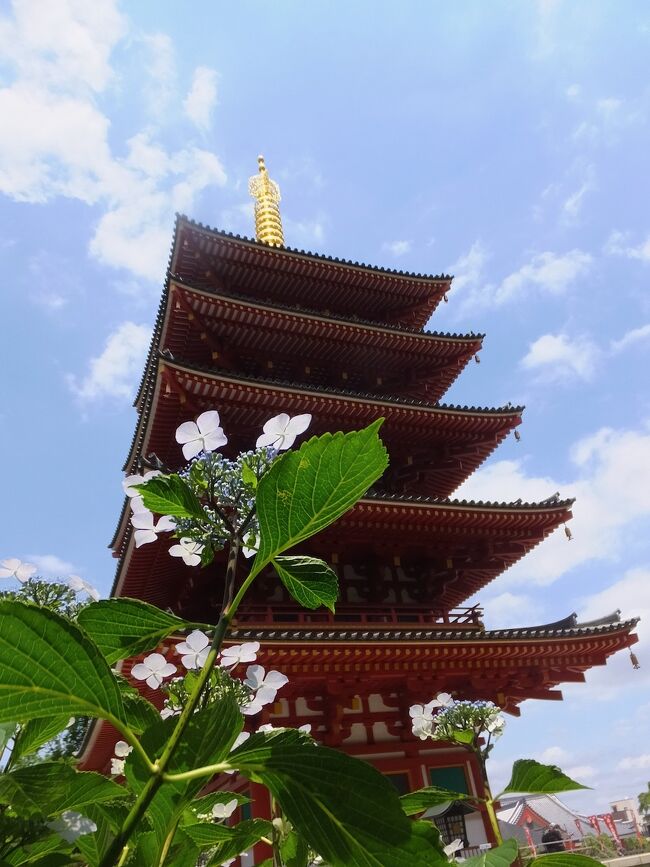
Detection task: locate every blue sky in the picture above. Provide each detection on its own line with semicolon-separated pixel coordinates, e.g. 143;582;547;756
1;0;649;815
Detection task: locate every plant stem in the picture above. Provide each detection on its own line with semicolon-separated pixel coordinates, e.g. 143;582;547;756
158;817;180;866
271;798;283;867
99;539;241;867
477;751;503;847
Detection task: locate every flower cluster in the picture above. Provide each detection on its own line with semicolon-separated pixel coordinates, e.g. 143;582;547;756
0;557;100;600
124;410;311;567
130;635;288;723
409;694;505;751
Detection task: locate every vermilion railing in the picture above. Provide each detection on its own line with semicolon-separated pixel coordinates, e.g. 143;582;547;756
233;604;484;629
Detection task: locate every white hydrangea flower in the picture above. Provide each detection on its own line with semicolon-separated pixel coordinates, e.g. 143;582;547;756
431;692;455;708
122;469;162;498
219;642;260;669
175;410;227;460
131;512;176;548
47;811;97;842
244;665;288;695
131;653;177;689
242;533;260;559
257;723;275;733
224;730;251;775
114;740;132;758
240;665;288;716
256;412;311;451
212;798;238;819
176;630;210;669
68;575;100;601
169;537;204;567
110;758;126;776
409;702;436;740
444;839;464;858
160;705;178;720
0;558;37;583
230;731;250;751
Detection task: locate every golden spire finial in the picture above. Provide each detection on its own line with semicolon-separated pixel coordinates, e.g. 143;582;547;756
248;154;284;247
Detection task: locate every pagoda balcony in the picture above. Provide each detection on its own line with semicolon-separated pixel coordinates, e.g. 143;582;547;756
232;603;484;631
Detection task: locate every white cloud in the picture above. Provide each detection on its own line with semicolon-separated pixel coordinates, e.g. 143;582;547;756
0;2;227;282
565;84;581;100
494;250;591;305
561;166;595;224
481;591;539;629
0;0;126;94
522;333;599;381
383;240;412;256
565;765;597;780
610;323;650;353
605;230;650;263
284;215;327;249
183;66;219;130
538;745;569;765
67;322;151;401
618;754;650;771
449;246;591;311
26;553;76;576
448;240;489;296
457;421;650;587
140;33;176;117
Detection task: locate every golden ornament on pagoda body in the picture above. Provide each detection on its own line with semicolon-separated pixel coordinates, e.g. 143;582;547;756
248;155;285;247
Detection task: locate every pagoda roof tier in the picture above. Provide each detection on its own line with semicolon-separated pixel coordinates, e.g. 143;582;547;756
169;215;452;329
126;359;522;501
77;616;637;770
153;279;483;403
111;494;572;609
226;616;638;717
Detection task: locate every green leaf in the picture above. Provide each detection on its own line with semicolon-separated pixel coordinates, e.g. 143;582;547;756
126;695;242;862
135;473;205;519
121;692;162;736
0;721;16;753
12;715;71;761
500;760;589;796
230;730;447;866
4;835;72;866
184;818;272;846
75;805;116;867
242;460;258;489
530;855;605;867
78;598;192;664
461;839;519;867
164;828;201;867
400;785;473;816
0;601;125;725
252;420;388;578
281;829;310;867
0;762;129;816
273;556;339;612
201;820;274;866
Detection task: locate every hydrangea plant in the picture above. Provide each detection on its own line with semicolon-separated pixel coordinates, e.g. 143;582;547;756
0;414;604;867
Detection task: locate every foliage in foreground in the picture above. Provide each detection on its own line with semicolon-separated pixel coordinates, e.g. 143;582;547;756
0;411;608;866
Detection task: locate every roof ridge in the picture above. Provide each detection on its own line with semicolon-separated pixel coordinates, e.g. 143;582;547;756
177;213;454;283
169;272;483;342
364;491;575;510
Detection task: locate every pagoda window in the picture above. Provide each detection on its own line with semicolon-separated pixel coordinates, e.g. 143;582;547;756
429;765;468;794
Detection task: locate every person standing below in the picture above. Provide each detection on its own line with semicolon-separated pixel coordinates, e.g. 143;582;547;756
541;824;565;853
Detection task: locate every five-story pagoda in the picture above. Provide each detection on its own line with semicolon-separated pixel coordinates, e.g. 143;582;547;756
80;157;638;847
